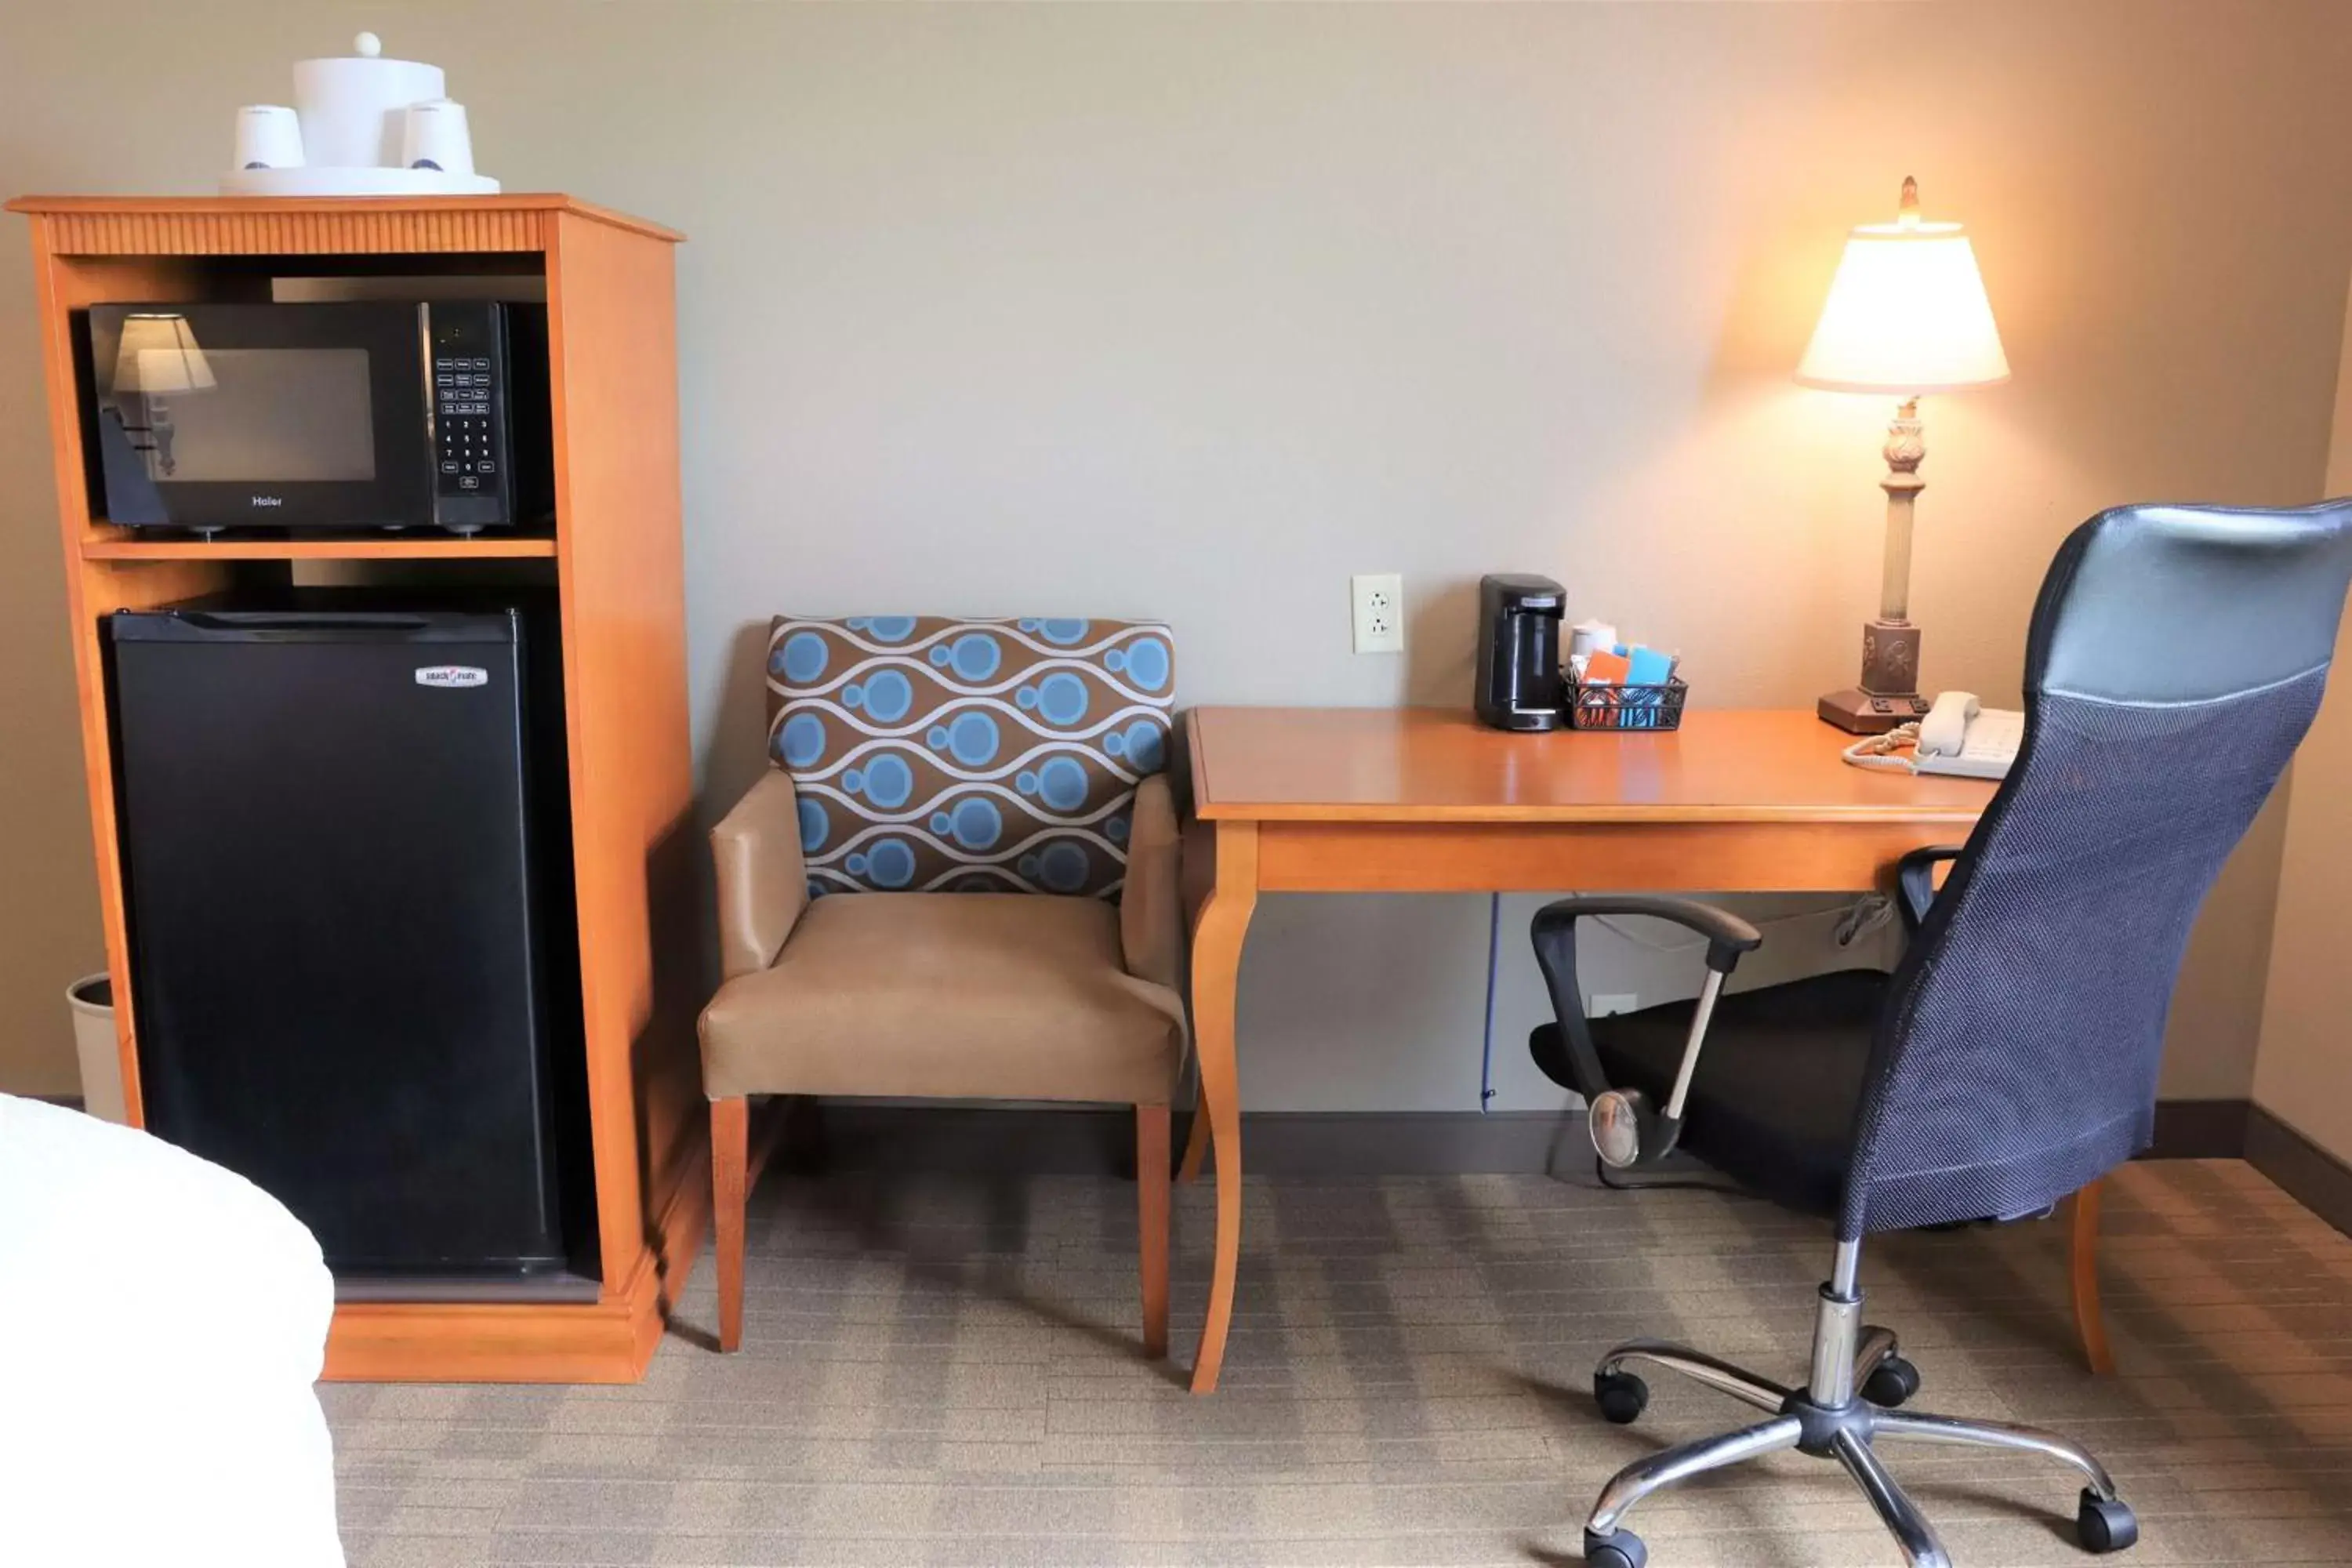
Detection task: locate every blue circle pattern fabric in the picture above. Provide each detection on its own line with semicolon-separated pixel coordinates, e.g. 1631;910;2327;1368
766;615;1174;898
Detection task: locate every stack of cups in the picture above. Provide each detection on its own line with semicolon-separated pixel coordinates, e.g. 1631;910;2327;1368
1567;620;1619;660
231;97;474;176
400;100;476;175
233;105;306;170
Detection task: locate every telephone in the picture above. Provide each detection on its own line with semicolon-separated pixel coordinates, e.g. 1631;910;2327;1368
1842;691;2022;779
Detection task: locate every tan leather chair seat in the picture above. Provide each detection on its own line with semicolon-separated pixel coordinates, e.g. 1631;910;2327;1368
699;891;1185;1103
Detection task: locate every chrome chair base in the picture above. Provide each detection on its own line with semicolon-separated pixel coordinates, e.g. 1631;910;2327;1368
1578;1247;2137;1567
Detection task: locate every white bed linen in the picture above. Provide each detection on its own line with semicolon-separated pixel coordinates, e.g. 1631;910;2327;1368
0;1093;343;1566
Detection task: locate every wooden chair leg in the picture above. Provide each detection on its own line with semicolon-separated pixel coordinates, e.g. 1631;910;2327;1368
712;1095;749;1353
2069;1178;2116;1376
1137;1105;1171;1359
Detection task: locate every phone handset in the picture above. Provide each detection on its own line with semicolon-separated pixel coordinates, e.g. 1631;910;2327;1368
1915;691;1981;759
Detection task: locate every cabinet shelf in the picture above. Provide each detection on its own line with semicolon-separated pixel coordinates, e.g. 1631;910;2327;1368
83;535;558;562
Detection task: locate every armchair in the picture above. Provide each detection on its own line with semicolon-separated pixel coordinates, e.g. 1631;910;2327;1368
698;616;1185;1359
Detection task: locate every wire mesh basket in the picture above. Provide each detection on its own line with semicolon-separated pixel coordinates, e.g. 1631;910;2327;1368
1564;675;1688;732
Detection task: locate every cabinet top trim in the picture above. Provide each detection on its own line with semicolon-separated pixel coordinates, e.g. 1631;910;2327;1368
7;194;683;253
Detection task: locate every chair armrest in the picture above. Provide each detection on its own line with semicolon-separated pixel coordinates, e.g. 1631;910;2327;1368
1526;896;1762;1126
1120;775;1183;993
1894;846;1968;935
713;770;810;981
1532;895;1762;975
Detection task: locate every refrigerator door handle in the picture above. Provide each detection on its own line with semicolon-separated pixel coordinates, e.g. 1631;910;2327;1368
172;612;437;633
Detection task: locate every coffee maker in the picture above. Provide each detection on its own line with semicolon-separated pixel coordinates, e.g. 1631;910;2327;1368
1475;573;1566;731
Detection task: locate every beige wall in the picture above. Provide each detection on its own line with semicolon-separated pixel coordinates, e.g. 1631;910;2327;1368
0;270;97;1096
2253;278;2352;1160
3;2;2348;1107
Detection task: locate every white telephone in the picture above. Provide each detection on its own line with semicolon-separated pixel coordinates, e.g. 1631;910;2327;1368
1842;691;2023;779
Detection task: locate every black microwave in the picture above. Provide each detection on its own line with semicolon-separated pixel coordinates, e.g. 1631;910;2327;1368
82;301;552;535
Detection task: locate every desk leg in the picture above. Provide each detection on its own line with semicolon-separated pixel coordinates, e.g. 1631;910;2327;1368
1188;820;1258;1395
2069;1180;2115;1376
1178;1098;1212;1184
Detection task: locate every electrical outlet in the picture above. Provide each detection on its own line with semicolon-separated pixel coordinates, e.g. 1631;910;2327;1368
1352;573;1404;654
1591;993;1639;1017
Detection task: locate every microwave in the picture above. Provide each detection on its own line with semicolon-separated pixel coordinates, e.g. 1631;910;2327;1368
82;301;552;535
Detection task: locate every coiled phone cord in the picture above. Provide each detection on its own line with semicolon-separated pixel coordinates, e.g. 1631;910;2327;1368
1842;721;1925;771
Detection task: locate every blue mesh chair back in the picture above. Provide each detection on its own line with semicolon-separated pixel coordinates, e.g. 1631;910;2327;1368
1842;501;2352;1239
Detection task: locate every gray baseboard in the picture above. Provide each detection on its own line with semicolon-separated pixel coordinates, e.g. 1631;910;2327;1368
780;1102;1575;1176
2245;1105;2352;1239
2148;1098;2249;1160
780;1101;1143;1175
27;1088;2259;1179
1188;1110;1573;1175
786;1097;2252;1177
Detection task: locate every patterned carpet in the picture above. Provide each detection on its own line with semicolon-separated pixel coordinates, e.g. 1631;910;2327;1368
324;1159;2352;1566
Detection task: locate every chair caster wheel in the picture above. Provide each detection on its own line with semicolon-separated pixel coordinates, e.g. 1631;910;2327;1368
1863;1353;1922;1408
1583;1526;1647;1568
1593;1370;1649;1425
2077;1492;2138;1553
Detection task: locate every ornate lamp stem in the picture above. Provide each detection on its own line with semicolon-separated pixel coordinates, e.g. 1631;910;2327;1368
1860;397;1927;696
1879;397;1924;623
1819;397;1930;731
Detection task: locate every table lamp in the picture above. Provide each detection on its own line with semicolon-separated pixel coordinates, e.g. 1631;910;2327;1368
1798;177;2009;732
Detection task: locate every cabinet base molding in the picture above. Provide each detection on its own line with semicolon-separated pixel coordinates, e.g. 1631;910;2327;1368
322;1123;710;1382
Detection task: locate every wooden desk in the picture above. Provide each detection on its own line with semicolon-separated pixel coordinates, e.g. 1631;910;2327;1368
1173;706;1996;1394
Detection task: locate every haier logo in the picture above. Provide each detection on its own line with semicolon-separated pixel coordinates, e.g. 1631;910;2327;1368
414;666;489;689
249;494;284;508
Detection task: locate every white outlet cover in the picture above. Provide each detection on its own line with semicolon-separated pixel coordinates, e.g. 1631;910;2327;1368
1352;572;1404;654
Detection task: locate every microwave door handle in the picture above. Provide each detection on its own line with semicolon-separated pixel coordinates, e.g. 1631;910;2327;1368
419;301;444;532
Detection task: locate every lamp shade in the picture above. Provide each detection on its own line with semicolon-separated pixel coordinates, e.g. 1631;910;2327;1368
112;314;216;395
1796;194;2009;396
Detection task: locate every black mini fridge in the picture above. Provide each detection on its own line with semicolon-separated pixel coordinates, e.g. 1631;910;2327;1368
107;597;590;1289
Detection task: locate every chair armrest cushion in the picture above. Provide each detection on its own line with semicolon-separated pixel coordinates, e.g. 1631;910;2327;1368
1120;774;1183;993
713;769;810;980
1531;895;1763;974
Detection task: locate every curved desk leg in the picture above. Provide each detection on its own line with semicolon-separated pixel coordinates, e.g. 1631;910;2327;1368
1178;1090;1211;1184
1188;820;1258;1395
2070;1179;2116;1375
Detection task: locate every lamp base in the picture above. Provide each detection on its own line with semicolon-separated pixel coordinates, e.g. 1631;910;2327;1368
1819;686;1930;734
1818;616;1929;734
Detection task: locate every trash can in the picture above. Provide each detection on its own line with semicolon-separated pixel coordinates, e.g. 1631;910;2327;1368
67;974;128;1125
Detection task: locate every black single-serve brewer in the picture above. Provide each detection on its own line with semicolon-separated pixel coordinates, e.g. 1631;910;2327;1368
1474;573;1566;731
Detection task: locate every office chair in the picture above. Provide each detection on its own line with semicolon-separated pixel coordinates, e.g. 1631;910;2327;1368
1527;501;2352;1567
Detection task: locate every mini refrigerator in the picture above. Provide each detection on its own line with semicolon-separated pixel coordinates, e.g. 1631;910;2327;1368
106;597;591;1290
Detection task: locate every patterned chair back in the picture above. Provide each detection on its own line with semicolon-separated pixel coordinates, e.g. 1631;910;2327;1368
766;616;1175;898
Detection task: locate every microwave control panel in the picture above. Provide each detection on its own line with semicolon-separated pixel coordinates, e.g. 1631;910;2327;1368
427;302;513;532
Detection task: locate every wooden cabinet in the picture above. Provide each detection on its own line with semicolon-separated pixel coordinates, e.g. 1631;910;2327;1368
7;194;706;1382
